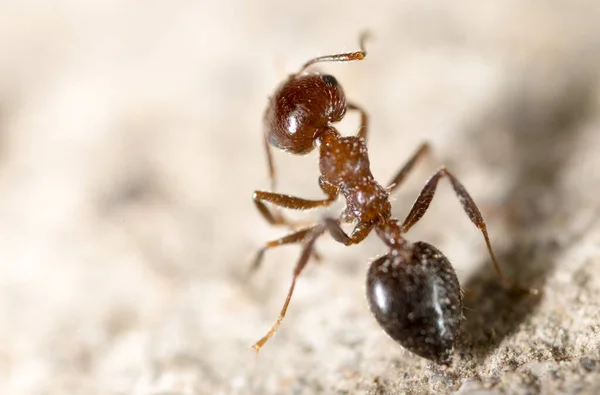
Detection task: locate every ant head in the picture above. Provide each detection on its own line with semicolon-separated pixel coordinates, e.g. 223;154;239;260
265;74;347;154
366;241;462;365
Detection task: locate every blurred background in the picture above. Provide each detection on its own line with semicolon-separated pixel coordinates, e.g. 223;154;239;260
1;1;600;394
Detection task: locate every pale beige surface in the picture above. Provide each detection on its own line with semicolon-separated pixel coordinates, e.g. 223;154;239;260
1;2;600;394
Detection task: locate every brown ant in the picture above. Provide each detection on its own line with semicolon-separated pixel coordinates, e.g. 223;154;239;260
249;35;536;365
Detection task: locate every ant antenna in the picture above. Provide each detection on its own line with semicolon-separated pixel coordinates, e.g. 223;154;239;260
296;31;371;76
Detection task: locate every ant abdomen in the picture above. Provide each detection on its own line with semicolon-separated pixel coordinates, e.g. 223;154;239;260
265;74;347;154
366;242;462;365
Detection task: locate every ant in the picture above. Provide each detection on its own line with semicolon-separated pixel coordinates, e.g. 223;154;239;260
249;34;537;365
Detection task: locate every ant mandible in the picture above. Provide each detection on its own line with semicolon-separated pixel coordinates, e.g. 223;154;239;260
249;34;536;365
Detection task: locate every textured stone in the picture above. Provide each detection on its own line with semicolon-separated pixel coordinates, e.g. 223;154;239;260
0;1;599;394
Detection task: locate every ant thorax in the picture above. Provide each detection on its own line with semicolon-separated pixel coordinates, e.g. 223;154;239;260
318;131;391;224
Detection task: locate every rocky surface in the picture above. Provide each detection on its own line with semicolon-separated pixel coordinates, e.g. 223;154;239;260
1;2;599;394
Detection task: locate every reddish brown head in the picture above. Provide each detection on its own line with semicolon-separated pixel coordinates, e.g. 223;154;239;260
264;74;347;154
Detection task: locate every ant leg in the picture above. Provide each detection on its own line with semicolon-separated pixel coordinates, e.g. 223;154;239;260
254;191;335;225
387;143;431;194
263;127;277;191
248;225;319;276
295;32;369;76
323;218;372;246
253;177;339;227
251;216;374;351
348;102;369;141
253;178;338;263
252;225;326;352
400;167;538;294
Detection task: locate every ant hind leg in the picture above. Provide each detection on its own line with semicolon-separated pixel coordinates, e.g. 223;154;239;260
250;215;373;352
251;225;326;352
400;166;538;295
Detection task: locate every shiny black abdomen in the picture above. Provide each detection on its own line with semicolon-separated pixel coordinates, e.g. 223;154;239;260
366;242;462;365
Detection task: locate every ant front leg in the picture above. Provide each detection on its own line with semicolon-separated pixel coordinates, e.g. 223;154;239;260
253;176;339;227
348;102;369;141
263;126;278;191
253;191;333;226
252;225;326;352
400;166;538;294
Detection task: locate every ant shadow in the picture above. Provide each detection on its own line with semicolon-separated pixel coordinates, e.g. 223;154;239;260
456;70;596;363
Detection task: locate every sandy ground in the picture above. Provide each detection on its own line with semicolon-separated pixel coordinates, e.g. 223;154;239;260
1;2;600;394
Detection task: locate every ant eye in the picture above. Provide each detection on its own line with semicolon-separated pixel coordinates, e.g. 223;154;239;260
366;242;462;365
322;74;338;87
